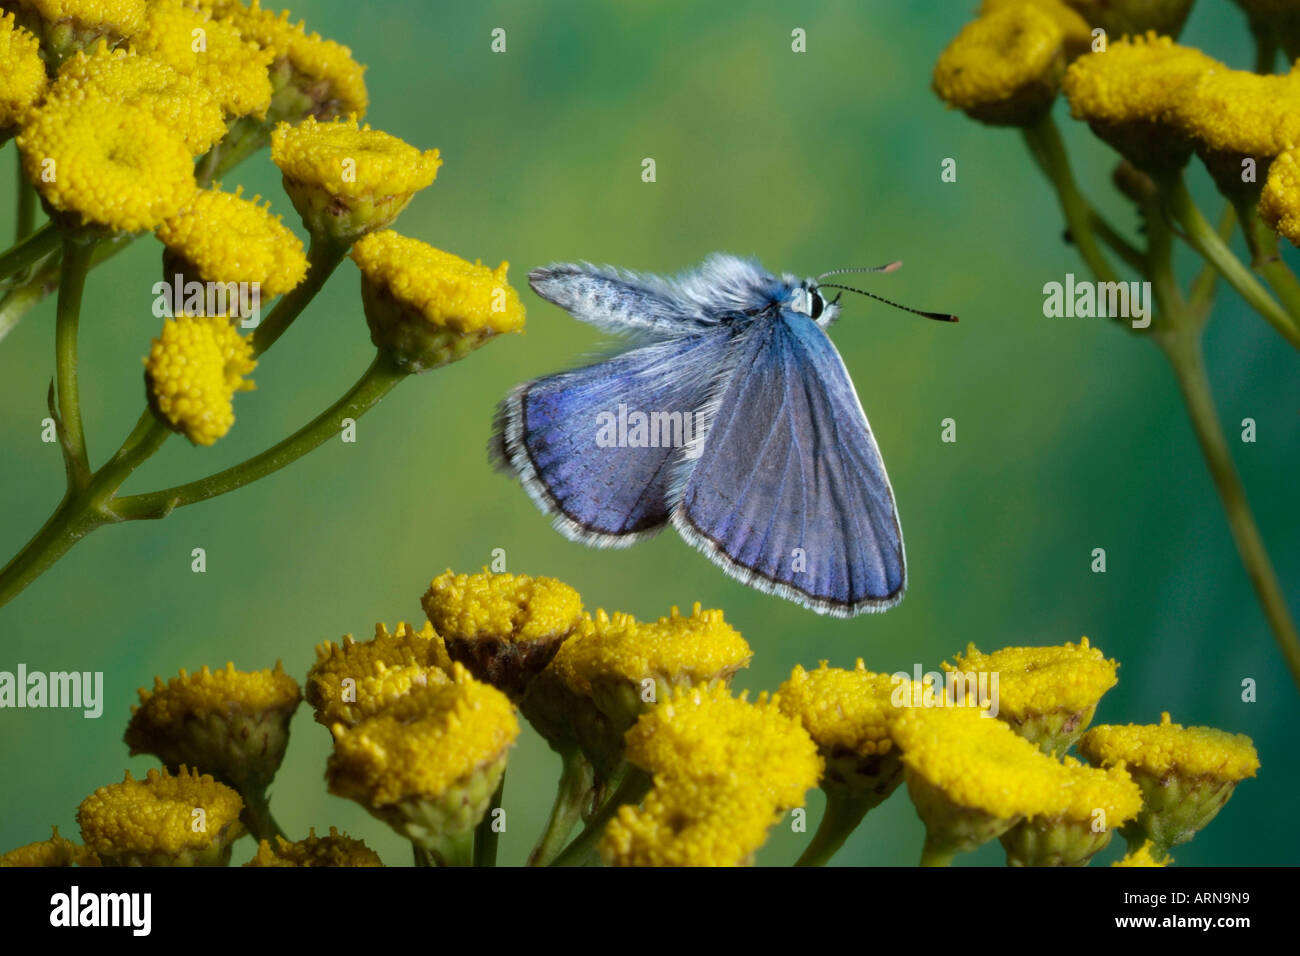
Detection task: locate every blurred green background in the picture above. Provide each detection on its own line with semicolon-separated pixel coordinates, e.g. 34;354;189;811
1;0;1296;867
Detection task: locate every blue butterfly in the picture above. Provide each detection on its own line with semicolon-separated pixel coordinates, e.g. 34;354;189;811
492;254;956;618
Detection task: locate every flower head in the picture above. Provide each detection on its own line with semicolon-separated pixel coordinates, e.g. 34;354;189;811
944;637;1117;753
9;0;147;63
601;784;780;867
1173;63;1300;159
244;828;383;867
144;314;256;446
1000;757;1142;866
77;767;245;866
0;12;47;131
271;116;436;239
157;185;308;295
0;827;95;867
215;0;367;121
1261;147;1300;246
326;664;518;864
421;570;585;698
124;661;301;794
18;98;197;234
933;4;1066;126
1079;713;1259;856
351;231;525;372
1112;839;1170;867
979;0;1093;58
306;620;452;728
131;0;274;119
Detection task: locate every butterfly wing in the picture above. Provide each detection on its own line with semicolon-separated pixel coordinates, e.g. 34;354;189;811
671;312;906;616
494;331;734;545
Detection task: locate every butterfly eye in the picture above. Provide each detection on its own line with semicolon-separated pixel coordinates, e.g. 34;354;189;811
809;289;825;319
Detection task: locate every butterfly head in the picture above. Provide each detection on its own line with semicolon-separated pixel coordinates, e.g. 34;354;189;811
786;278;839;328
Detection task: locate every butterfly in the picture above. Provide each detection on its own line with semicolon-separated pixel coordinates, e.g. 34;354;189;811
491;254;956;618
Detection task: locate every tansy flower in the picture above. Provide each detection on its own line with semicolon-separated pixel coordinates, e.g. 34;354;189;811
0;827;96;867
600;684;822;867
1079;713;1259;858
327;664;519;866
1063;32;1218;171
0;12;46;131
243;828;383;867
124;661;301;798
890;703;1065;865
131;0;274;119
51;46;227;156
932;4;1066;127
77;767;245;866
1112;839;1170;867
156;185;308;296
1000;757;1142;866
351;231;525;372
17;99;196;234
271;117;439;240
8;0;147;63
306;620;452;729
979;0;1093;58
944;637;1118;753
213;0;367;121
421;570;585;699
1260;148;1300;246
144;314;256;446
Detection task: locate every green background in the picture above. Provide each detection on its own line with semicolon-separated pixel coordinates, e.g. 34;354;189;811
1;1;1295;867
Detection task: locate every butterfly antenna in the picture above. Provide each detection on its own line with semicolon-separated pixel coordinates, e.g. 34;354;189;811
819;283;959;322
817;261;903;280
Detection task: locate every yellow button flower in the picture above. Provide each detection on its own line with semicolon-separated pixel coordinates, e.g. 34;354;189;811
1112;839;1170;867
0;827;95;867
124;661;301;794
215;0;367;121
422;570;585;698
351;230;526;372
979;0;1092;58
1174;65;1300;158
1079;713;1259;858
51;45;228;156
933;4;1066;126
601;784;779;867
1260;147;1300;246
327;664;519;865
131;0;274;119
1000;757;1142;866
11;0;146;62
157;185;308;296
891;703;1065;865
0;12;46;131
243;828;383;867
18;98;197;234
944;637;1118;753
271;117;440;240
306;620;452;729
144;314;256;446
77;767;245;866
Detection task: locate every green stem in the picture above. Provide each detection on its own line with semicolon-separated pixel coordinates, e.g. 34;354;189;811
1236;198;1300;326
793;790;883;867
1188;205;1236;313
529;745;596;866
473;772;506;867
1161;175;1300;349
550;767;652;867
0;262;59;344
251;237;351;356
412;844;433;867
114;355;407;518
15;168;35;242
0;222;60;284
240;788;288;844
920;837;957;867
1156;331;1300;692
54;237;94;486
1024;114;1121;284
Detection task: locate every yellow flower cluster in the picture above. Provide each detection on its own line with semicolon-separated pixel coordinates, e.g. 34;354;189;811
1063;32;1218;128
144;314;256;446
327;663;519;809
77;767;244;864
0;12;46;130
777;660;897;757
1079;712;1261;781
306;620;452;728
602;684;822;866
553;603;751;696
423;570;585;644
270;115;439;200
131;0;274;119
0;827;93;867
128;661;300;730
20;0;148;39
157;185;308;295
244;828;383;867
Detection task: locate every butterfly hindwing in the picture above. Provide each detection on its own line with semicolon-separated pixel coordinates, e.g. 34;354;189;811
494;331;733;545
671;312;906;616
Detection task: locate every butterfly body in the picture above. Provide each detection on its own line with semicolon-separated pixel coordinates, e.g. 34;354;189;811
493;254;917;618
